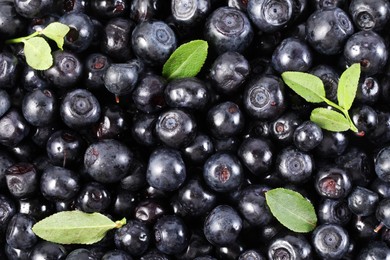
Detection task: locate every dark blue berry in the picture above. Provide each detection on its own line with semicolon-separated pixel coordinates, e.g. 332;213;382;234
153;215;189;255
146;147;186;192
76;182;111;213
203;205;242;246
312;223;350;259
203;152;243;192
131;20;177;66
84;139;133;183
115;220;151;257
204;7;253;54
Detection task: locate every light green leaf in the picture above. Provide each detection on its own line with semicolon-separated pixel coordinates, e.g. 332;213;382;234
337;63;361;110
162;39;208;81
265;188;317;233
23;37;53;70
310;107;350;132
32;211;126;244
41;22;70;50
281;71;326;103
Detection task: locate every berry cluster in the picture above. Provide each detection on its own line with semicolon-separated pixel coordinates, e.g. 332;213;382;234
1;0;390;259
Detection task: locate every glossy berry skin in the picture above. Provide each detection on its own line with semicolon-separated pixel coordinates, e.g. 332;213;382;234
21;66;49;92
29;241;66;260
375;146;390;182
203;152;243;193
293;121;323;151
268;234;312;260
183;133;214;165
101;18;135;62
0;109;30;147
14;0;54;18
357;242;390;259
132;73;167;113
204;205;242;246
349;0;390;31
22;88;57;127
270;112;301;145
46;130;85;167
306;7;354;55
84;139;133;183
130;0;164;23
344;31;388;76
356;76;380;104
59;12;94;52
207;101;245;138
204;7;253;54
312;224;350;259
76;182;111;213
104;60;143;97
313;0;346;9
310;65;339;102
134;199;167;225
276;147;313;183
315;167;352;199
43;50;83;89
271;37;313;73
5;243;31;260
376;198;390;229
164;78;209;110
238;185;272;226
84;53;111;90
96;105;130;140
5;163;37;199
209;51;250;95
238;137;273;177
153;215;189;255
132;20;177;66
0;52;19;89
171;0;210;26
102;250;133;260
40;166;80;202
348;186;379;217
243;75;285;121
247;0;293;33
314;130;348;158
155;109;197;149
146;148;186;192
238;250;265;260
0;1;26;38
0;194;16;234
317;199;351;225
90;0;129;19
0;90;10;118
173;177;217;217
115;220;151;256
112;189;137;217
60;88;101;129
131;113;159;147
6;213;37;249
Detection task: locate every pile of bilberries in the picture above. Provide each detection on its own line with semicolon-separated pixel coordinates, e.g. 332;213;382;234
1;0;390;259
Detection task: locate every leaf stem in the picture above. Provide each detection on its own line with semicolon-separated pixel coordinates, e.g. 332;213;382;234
5;31;40;44
114;218;127;228
320;96;359;133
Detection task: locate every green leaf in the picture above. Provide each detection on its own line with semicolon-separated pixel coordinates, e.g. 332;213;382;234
162;39;208;81
310;107;350;132
265;188;317;233
32;211;126;244
41;22;70;50
23;37;53;70
337;63;361;110
281;71;326;103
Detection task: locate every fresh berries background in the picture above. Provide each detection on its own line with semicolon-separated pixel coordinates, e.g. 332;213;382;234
2;0;390;259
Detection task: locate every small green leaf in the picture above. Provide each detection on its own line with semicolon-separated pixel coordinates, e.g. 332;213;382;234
41;22;70;50
32;211;126;244
281;71;326;103
337;63;361;110
265;188;317;233
310;107;350;132
23;37;53;70
162;39;208;80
